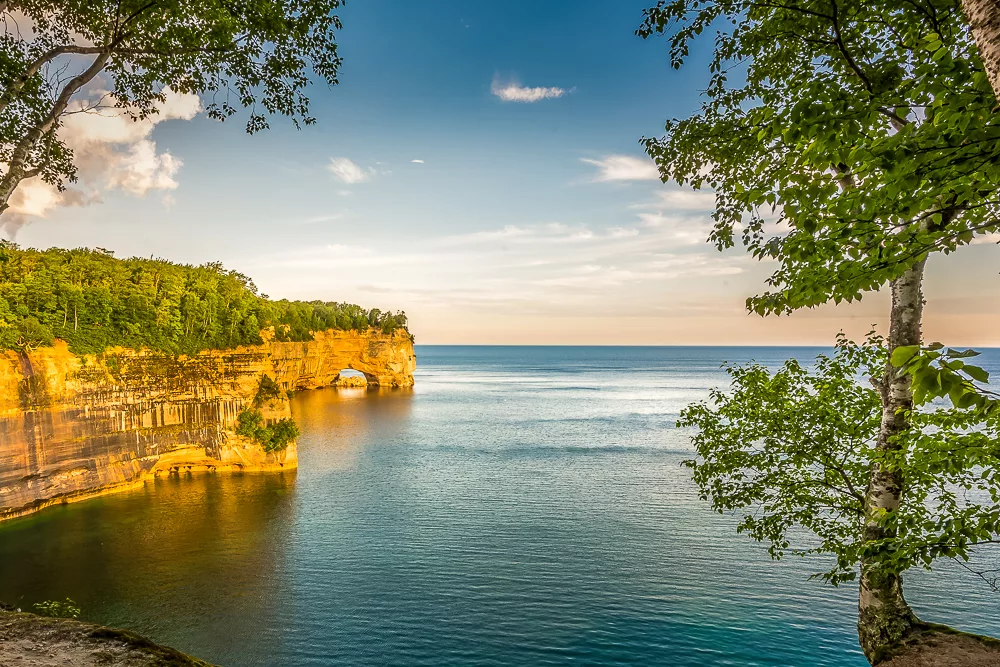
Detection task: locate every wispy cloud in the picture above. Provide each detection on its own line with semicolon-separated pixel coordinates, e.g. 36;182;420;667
491;77;566;103
632;189;715;211
628;189;716;245
254;218;744;311
411;159;425;164
581;155;659;182
327;157;375;184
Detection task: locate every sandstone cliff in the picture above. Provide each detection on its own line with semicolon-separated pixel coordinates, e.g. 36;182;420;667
0;329;415;521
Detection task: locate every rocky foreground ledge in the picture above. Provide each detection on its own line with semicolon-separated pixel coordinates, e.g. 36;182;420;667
3;607;998;666
0;607;214;667
876;623;1000;667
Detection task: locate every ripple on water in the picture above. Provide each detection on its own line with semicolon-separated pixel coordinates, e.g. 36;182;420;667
0;346;998;666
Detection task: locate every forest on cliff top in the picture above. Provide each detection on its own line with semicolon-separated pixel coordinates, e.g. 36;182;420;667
0;242;408;354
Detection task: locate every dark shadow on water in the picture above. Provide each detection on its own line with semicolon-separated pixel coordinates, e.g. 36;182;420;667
0;467;297;664
0;385;414;666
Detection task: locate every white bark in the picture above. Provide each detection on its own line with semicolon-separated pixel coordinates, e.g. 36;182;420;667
0;51;110;215
963;0;1000;101
857;259;925;662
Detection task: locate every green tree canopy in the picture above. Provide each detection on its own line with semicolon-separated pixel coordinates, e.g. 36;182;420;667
682;337;1000;592
639;0;1000;315
0;242;408;354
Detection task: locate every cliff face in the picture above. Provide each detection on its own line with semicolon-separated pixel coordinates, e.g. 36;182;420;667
0;329;415;521
269;329;416;389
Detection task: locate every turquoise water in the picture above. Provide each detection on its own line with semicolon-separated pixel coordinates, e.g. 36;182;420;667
1;346;998;666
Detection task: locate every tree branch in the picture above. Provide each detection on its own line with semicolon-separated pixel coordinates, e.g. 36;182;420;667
0;51;111;214
0;45;108;116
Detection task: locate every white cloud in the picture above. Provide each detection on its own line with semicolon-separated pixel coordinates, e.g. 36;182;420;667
106;140;184;194
60;88;200;147
411;159;425;164
3;87;200;233
327;157;375;184
491;77;566;103
634;189;715;211
581;155;660;182
252;219;747;322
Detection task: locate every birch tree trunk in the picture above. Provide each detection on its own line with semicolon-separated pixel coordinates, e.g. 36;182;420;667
0;51;110;215
857;259;925;663
963;0;1000;100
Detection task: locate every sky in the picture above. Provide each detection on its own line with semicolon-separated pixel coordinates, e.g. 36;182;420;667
4;0;1000;345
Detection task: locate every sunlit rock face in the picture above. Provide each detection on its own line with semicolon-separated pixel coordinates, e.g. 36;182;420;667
0;329;415;521
269;329;416;389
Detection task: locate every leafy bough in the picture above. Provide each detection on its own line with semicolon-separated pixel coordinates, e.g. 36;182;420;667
680;336;1000;590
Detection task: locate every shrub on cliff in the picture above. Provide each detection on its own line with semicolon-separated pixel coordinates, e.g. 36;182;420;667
0;242;408;355
254;376;286;406
235;409;299;453
32;599;81;619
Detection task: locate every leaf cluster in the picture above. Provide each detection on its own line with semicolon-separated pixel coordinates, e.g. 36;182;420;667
639;0;1000;315
235;408;298;453
1;0;343;193
892;343;995;408
32;598;81;619
679;335;882;584
682;337;1000;585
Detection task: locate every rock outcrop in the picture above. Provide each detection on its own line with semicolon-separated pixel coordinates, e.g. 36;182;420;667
0;606;216;666
0;328;415;521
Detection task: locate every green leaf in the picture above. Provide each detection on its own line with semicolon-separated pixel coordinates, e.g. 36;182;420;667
965;365;989;383
890;345;920;368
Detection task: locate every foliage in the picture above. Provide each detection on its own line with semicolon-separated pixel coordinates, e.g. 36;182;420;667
254;375;285;406
640;0;1000;654
680;336;882;584
235;408;298;453
638;0;1000;315
0;0;344;210
32;598;81;619
0;242;408;354
892;344;997;410
680;337;1000;586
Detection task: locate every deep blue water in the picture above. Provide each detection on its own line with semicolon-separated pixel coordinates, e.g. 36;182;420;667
0;346;998;666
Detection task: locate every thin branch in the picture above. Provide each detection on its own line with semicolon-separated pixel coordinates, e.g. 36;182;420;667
952;557;1000;592
0;45;107;115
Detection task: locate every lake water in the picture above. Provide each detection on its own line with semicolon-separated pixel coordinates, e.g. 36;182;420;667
1;346;998;666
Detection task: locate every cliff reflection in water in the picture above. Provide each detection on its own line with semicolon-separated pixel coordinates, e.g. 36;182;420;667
292;386;415;476
0;385;413;666
0;470;295;661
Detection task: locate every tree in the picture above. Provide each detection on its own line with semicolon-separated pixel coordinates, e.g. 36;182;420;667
638;0;1000;660
962;0;1000;98
0;0;344;216
0;242;409;354
681;338;1000;659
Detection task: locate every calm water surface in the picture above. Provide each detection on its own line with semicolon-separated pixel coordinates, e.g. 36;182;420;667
1;346;998;666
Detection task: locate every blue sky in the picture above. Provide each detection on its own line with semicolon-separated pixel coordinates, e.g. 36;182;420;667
6;0;999;344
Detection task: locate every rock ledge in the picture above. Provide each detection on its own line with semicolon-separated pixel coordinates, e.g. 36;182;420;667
0;608;214;666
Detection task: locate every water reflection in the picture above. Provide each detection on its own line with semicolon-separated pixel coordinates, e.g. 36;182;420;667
5;353;991;667
293;386;414;475
0;386;414;666
0;467;297;663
